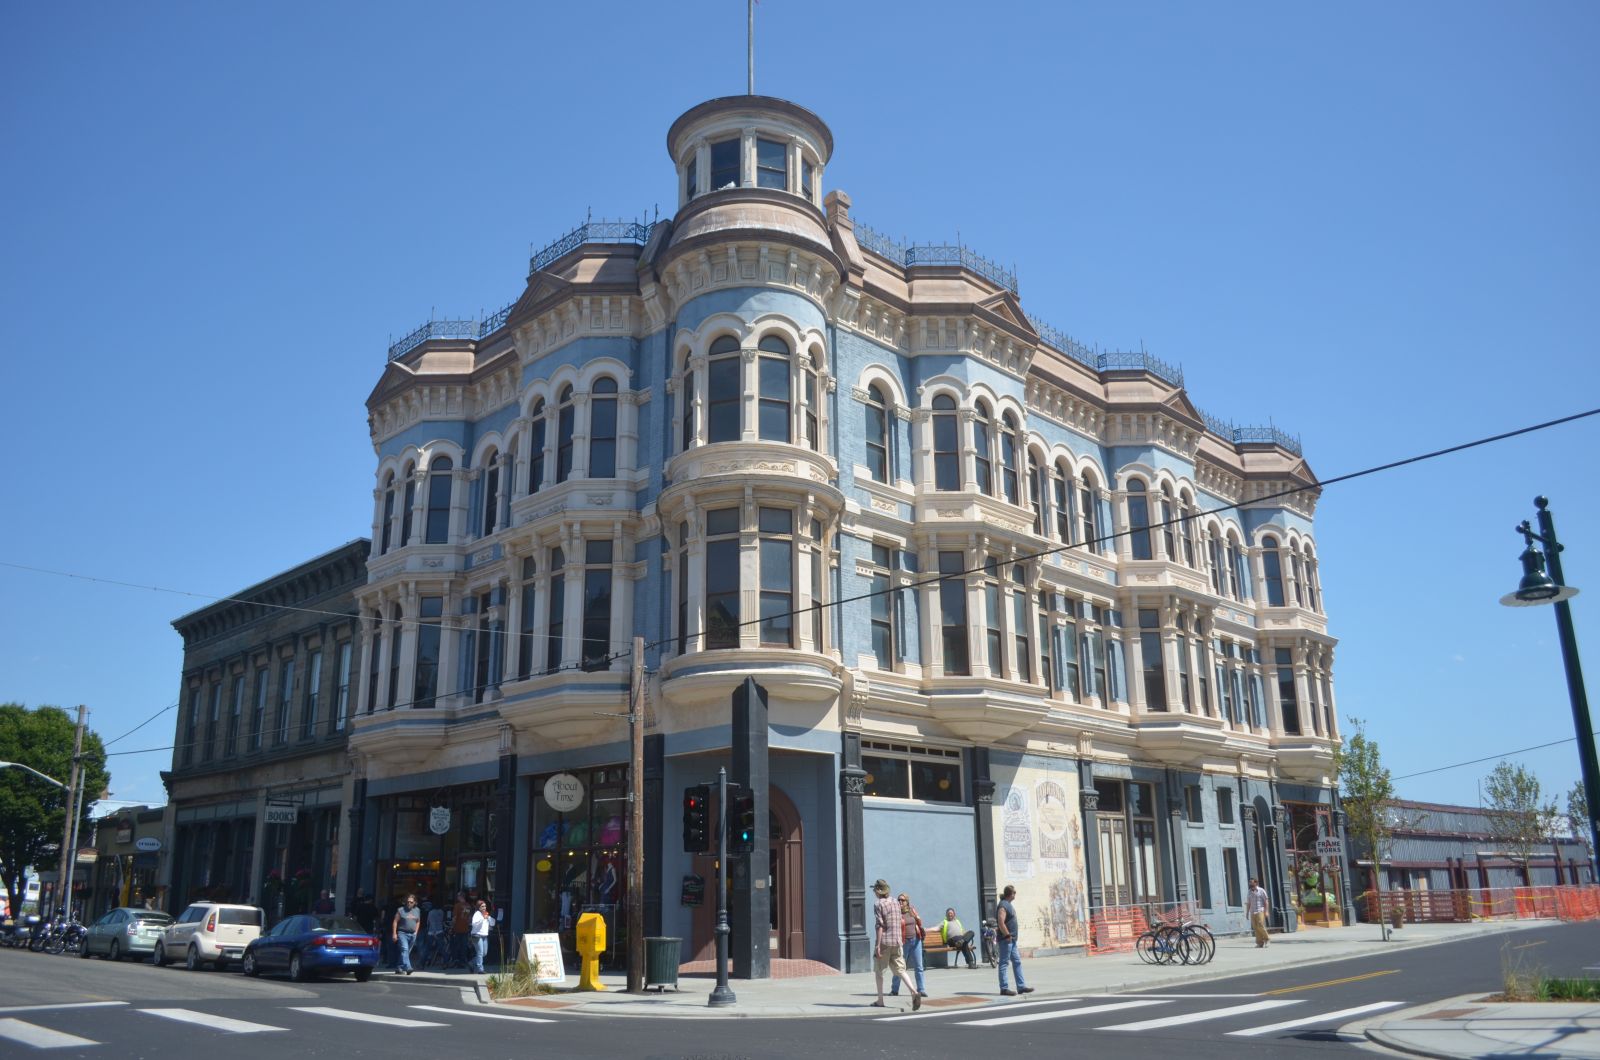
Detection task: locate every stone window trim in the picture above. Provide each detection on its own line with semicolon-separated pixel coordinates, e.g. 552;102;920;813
666;493;834;660
672;317;831;459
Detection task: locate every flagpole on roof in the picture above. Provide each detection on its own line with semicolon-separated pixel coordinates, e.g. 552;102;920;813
748;0;755;95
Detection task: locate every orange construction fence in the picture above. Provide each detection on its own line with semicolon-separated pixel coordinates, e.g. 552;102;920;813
1362;884;1600;925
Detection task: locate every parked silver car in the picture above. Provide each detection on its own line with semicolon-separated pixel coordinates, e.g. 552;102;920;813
82;908;172;961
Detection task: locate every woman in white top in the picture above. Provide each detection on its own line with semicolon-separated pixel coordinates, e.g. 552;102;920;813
469;900;493;973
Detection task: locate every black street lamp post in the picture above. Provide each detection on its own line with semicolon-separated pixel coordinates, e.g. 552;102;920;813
1500;495;1600;878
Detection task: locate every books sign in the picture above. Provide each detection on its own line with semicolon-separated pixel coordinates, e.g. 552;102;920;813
264;805;298;826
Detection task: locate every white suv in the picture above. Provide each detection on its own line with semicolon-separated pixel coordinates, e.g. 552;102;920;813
156;903;264;971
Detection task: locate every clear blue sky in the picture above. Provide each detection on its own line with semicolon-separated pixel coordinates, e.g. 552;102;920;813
3;2;1596;811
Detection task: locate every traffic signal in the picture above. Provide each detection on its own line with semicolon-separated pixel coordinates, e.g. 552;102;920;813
682;784;711;853
729;792;756;854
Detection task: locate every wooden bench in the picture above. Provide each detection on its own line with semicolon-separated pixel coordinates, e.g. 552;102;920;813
922;928;974;969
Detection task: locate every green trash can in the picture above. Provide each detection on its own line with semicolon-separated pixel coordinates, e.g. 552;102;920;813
644;936;681;991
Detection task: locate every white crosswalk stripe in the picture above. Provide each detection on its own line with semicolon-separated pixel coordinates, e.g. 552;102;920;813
291;1006;447;1028
408;1004;556;1023
0;1017;100;1049
1101;999;1300;1031
1228;1000;1405;1037
0;1002;126;1016
958;999;1168;1027
138;1008;285;1033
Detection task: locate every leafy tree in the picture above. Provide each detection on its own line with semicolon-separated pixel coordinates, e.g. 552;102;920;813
1335;718;1397;940
1483;761;1557;885
0;704;110;914
1567;781;1592;860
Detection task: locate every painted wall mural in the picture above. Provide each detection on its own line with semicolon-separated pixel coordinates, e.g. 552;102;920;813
989;758;1087;947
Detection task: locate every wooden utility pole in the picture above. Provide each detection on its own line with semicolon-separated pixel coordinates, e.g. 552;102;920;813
626;636;645;992
53;705;86;915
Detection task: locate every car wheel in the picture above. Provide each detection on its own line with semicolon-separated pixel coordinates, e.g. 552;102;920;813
354;966;372;982
242;953;258;978
154;942;169;966
289;952;306;982
109;940;121;962
186;945;200;972
79;939;91;958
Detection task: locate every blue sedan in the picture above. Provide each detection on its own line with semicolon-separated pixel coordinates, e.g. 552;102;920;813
241;915;380;981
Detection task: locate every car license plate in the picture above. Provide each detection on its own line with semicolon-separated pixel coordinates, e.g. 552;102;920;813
343;957;359;965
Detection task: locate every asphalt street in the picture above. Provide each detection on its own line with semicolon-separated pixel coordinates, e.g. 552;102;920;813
2;922;1597;1058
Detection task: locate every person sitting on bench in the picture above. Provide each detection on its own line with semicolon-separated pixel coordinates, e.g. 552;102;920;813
937;907;978;968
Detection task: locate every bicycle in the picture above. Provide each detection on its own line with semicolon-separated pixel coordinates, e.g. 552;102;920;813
1134;920;1214;966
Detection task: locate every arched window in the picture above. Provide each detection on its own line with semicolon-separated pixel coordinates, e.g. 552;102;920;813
1228;536;1248;599
973;402;994;495
1304;547;1321;612
1127;477;1153;560
1159;484;1176;560
424;455;453;545
527;400;546;494
802;351;820;451
757;335;791;443
556;385;575;483
480;448;500;537
1000;413;1020;505
1179;490;1196;568
1207;529;1225;595
679;354;696;452
590;377;618;478
1028;452;1044;534
380;471;395;554
707;335;741;443
932;395;959;491
1053;461;1073;543
400;463;416;547
517;557;537;680
1079;471;1099;550
1289;544;1305;607
1262;535;1285;606
864;384;889;481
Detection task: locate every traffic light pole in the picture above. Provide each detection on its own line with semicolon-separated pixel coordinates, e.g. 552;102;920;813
708;766;736;1008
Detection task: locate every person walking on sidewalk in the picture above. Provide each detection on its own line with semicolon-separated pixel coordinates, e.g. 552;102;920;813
938;907;978;968
392;893;421;975
889;892;927;999
995;885;1033;996
1248;878;1271;948
469;899;493;974
870;879;921;1010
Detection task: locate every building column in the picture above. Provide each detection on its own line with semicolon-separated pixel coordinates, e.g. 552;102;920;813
839;733;870;972
610;531;631;670
973;749;998;920
247;790;269;908
343;774;367;913
1079;777;1102;916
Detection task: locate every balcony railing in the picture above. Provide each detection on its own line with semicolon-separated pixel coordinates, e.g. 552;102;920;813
1201;410;1303;456
530;218;655;273
855;222;1018;294
386;298;517;362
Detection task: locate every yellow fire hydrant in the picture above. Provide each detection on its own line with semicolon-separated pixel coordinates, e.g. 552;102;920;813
576;912;607;991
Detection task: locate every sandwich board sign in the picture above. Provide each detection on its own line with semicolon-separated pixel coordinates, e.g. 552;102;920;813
517;932;567;985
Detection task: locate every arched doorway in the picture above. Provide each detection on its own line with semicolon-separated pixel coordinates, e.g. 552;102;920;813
687;783;806;962
768;785;804;958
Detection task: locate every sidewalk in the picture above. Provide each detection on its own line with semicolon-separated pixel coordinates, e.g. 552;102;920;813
1355;996;1600;1060
450;919;1570;1042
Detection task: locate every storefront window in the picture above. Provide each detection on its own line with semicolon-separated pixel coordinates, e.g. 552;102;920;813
528;766;629;969
375;784;498;913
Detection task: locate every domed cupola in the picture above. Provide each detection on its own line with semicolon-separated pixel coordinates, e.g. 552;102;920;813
662;95;837;265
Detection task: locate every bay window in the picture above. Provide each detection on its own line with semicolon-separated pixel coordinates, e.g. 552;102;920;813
932;395;959;490
581;540;613;671
704;508;740;649
707;336;741;443
938;551;969;676
758;508;794;646
757;336;791;442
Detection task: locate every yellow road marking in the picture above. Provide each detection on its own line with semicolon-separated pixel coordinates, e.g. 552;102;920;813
1263;969;1400;995
1513;940;1547;950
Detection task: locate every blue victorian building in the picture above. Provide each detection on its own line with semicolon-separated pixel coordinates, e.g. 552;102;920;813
345;94;1341;971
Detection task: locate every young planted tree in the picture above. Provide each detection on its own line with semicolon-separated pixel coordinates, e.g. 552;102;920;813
1567;781;1591;863
1335;718;1397;940
1483;761;1557;885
